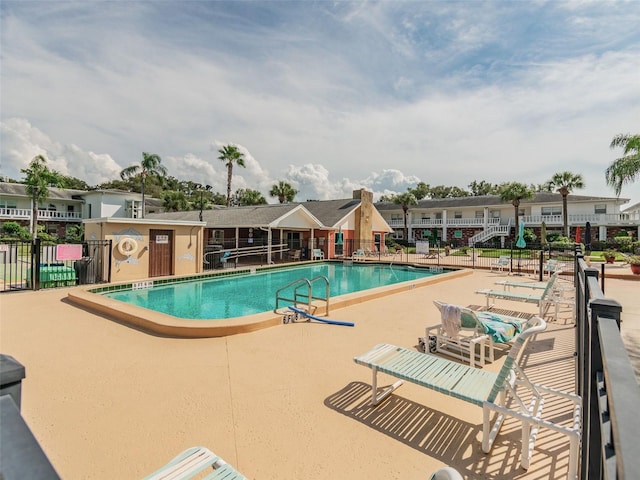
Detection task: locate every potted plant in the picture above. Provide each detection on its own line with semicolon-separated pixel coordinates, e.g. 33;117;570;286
628;255;640;275
603;250;617;264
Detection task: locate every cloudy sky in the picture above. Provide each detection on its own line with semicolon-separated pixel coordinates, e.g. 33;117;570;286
1;1;639;204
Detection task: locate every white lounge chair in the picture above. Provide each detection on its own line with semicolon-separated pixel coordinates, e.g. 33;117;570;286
353;249;366;262
354;317;581;478
491;255;511;273
142;446;248;480
311;248;325;260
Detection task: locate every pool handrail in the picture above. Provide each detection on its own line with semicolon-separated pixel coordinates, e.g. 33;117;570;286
275;275;330;315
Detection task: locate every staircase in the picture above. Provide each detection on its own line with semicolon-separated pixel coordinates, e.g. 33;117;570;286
469;221;511;246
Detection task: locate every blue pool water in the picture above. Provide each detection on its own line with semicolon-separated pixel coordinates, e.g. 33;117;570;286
102;263;444;320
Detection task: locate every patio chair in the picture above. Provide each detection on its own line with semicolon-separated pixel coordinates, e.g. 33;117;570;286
353;249;366;262
288;249;301;261
142;446;248;480
311;248;325;260
420;301;524;368
491;255;511;273
534;258;565;276
475;271;562;319
354;317;581;478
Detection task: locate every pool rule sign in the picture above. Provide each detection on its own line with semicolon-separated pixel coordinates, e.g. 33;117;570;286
155;234;169;244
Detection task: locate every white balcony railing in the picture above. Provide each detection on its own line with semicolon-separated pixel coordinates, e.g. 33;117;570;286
521;213;639;226
0;208;83;222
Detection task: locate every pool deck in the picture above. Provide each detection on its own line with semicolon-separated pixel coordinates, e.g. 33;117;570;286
1;268;638;479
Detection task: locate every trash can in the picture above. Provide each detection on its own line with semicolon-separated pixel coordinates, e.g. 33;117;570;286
74;257;95;285
0;354;25;410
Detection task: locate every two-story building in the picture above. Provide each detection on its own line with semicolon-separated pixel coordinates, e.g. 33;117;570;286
0;182;163;238
375;193;638;247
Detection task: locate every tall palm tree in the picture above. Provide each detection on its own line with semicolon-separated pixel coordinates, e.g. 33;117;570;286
499;182;534;241
548;171;584;237
21;155;53;239
606;133;640;196
392;192;418;241
269;181;298;203
120;152;166;218
217;144;246;207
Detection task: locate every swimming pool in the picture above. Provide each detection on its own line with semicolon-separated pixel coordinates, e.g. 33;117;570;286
67;262;470;338
102;263;444;319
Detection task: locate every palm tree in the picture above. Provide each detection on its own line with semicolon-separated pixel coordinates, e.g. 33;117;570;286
217;144;246;207
21;155;54;239
269;181;298;204
548;171;584;237
391;192;418;241
499;182;534;242
606;133;640;196
120;152;166;218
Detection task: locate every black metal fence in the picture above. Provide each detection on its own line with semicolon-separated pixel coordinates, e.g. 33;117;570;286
0;239;112;292
574;248;640;479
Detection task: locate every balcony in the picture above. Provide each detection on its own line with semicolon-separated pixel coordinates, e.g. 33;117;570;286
0;208;83;222
521;213;638;226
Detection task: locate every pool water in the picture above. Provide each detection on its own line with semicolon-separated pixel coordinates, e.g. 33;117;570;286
103;263;442;319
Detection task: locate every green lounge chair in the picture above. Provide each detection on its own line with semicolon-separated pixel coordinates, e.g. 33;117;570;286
354;317;581;478
475;271;562;318
142;446;247;480
421;301;524;368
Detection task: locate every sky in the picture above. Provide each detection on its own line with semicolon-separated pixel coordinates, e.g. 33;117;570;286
1;1;639;206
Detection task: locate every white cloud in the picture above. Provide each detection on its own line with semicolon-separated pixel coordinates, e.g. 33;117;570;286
0;118;122;185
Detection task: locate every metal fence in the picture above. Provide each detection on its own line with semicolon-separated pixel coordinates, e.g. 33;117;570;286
574;248;640;479
0;239;112;292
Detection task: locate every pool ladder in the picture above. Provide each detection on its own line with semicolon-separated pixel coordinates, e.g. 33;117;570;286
274;275;330;316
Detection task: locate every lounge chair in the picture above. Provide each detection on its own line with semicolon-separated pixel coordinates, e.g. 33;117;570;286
421;301;524;368
475;271;562;318
490;255;511;273
288;249;301;261
311;248;325;260
534;258;565;276
353;249;366;262
354;317;581;477
142;446;248;480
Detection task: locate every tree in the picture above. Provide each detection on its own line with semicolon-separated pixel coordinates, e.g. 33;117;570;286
468;180;498;196
548;171;585;237
120;152;166;218
21;155;54;239
391;192;418;241
217;144;246;207
232;188;267;206
606;133;640;196
498;182;534;241
269;181;298;203
162;191;190;212
409;182;431;200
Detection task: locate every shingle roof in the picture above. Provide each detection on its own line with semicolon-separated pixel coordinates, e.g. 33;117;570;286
147;203;315;228
374;192;629;210
300;198;360;227
0;182;86;201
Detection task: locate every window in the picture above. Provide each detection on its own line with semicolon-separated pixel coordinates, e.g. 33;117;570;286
454;211;462;219
541;206;562;216
67;205;74;212
594;204;607;214
212;230;224;244
125;200;142;219
490;210;500;218
475;211;484;219
391;214;403;223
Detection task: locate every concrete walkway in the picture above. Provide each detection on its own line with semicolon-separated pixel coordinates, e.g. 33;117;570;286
0;269;637;479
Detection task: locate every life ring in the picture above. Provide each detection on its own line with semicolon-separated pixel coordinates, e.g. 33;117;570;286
118;237;139;256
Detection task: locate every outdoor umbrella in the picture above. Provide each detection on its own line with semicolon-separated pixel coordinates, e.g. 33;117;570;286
585;222;592;251
540;221;547;247
575;226;581;244
516;220;526;248
516;220;526;274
